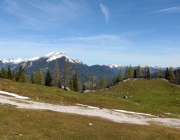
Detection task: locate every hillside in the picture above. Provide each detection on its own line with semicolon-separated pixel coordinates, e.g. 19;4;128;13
0;78;180;139
0;78;180;117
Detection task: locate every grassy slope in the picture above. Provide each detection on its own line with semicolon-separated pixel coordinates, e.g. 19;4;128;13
0;78;180;117
1;78;180;139
0;105;180;140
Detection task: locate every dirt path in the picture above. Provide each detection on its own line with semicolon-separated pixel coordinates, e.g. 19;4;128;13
0;91;180;129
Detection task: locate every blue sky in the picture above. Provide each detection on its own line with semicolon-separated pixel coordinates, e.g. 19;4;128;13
0;0;180;67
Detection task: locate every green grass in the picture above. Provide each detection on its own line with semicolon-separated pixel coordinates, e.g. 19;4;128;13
1;78;180;139
0;78;180;117
0;104;180;140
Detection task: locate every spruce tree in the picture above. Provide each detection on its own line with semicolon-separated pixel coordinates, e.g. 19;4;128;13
35;69;44;85
169;67;175;83
129;65;134;78
1;67;7;79
165;68;170;80
73;71;78;92
62;59;69;87
117;68;123;82
133;69;137;78
136;65;141;78
147;67;150;79
30;75;35;84
7;65;13;79
82;84;86;93
69;78;74;90
53;60;60;87
124;66;129;79
45;71;52;86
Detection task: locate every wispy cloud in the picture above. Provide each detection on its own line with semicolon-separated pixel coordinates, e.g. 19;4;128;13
100;3;110;23
152;7;180;13
4;0;91;28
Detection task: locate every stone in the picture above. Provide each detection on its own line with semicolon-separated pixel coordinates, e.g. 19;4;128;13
88;123;92;126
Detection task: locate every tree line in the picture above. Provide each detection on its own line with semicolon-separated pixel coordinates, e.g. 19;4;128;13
1;64;180;92
0;60;80;92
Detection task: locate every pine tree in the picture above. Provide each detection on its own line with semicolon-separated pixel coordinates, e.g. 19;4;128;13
102;76;107;89
129;65;134;78
35;69;44;85
156;69;163;78
136;65;141;78
7;65;13;79
45;71;52;86
82;84;86;93
69;78;74;90
169;67;175;83
124;66;129;79
30;75;35;84
147;67;150;79
117;68;123;82
62;59;69;87
133;69;137;78
1;67;7;79
53;60;60;87
73;71;78;92
90;73;94;90
165;68;170;80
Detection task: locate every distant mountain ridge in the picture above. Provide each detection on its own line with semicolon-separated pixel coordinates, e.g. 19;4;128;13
0;52;179;83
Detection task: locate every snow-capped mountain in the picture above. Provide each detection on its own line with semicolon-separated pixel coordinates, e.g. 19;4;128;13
0;52;179;83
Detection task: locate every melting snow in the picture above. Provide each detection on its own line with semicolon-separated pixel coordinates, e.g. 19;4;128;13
0;90;29;99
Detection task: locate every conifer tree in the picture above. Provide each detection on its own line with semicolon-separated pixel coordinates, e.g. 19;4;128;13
69;78;74;90
90;73;94;90
133;69;137;78
124;66;129;79
136;65;141;78
82;84;86;93
169;67;175;83
117;68;123;82
30;75;35;84
53;60;60;87
147;67;150;79
156;69;163;78
1;67;7;79
45;71;52;86
62;59;69;87
73;71;78;92
35;69;44;85
102;76;107;89
129;65;134;78
165;68;170;80
7;65;13;79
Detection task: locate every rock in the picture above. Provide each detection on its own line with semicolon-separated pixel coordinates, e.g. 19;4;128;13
123;95;128;99
64;87;71;91
88;123;92;126
126;92;129;95
130;95;133;98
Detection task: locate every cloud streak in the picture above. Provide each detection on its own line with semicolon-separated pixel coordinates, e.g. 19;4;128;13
4;0;91;28
100;3;110;23
152;7;180;13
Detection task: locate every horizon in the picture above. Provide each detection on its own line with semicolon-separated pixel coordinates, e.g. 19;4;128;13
0;0;180;67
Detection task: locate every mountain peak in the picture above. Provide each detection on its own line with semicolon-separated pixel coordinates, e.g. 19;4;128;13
44;52;67;62
0;58;23;64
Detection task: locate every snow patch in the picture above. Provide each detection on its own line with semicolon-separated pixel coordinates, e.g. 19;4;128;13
0;90;29;99
0;58;23;64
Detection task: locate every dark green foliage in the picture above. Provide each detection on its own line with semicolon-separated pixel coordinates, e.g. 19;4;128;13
133;69;137;78
82;84;86;93
165;68;170;80
69;78;74;90
45;71;52;86
7;66;13;79
147;67;150;79
15;65;27;83
116;68;123;82
73;71;78;92
1;67;7;79
30;75;35;84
